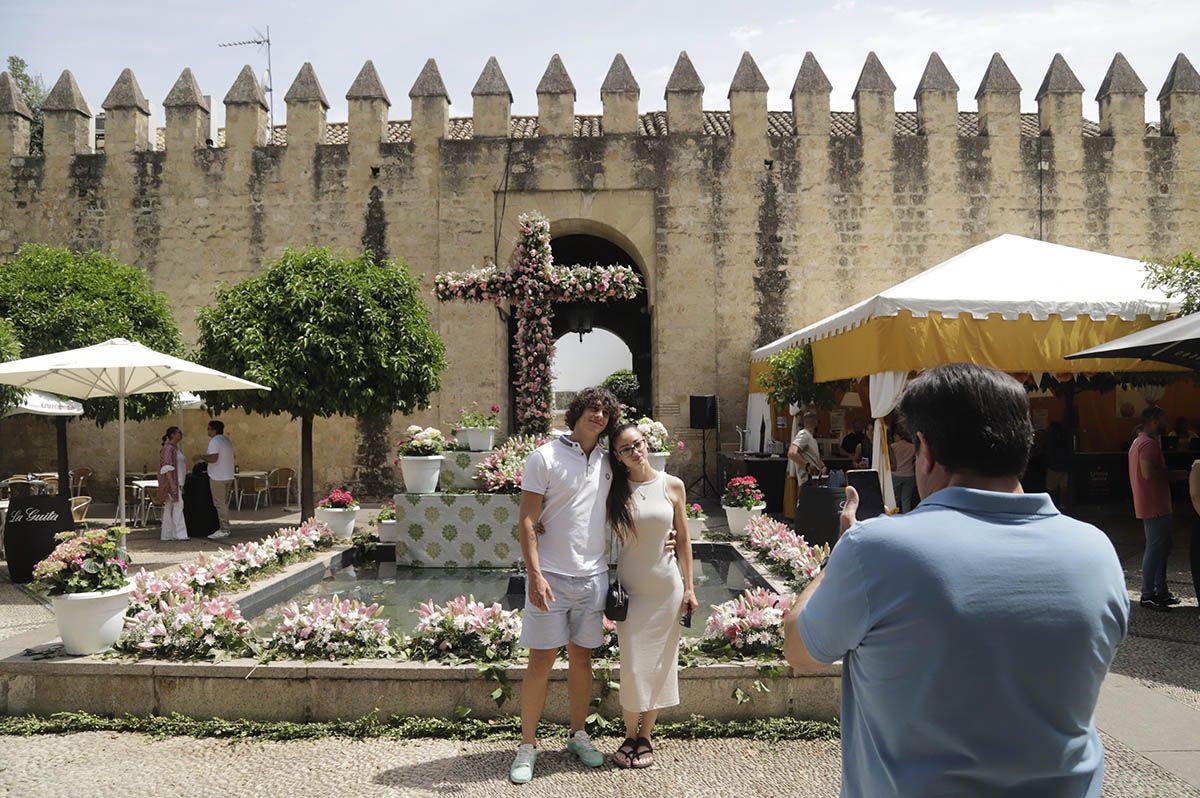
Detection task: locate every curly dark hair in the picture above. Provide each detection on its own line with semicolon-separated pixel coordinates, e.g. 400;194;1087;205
564;386;621;440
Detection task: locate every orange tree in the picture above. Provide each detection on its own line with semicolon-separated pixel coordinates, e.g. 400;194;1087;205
0;245;182;494
194;248;445;518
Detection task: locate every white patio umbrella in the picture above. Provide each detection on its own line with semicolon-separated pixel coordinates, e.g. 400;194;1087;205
0;338;269;524
3;390;84;417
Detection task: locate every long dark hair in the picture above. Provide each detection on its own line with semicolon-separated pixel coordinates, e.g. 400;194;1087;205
162;426;181;445
606;423;638;542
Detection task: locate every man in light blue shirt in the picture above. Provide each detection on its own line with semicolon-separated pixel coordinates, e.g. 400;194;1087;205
784;364;1128;797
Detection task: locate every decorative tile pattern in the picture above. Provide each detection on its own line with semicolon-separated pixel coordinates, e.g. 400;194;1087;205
438;451;492;491
392;492;521;567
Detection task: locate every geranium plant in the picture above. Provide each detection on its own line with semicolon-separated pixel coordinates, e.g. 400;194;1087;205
476;434;552;493
455;403;501;430
722;476;765;509
636;417;685;454
685;503;707;520
317;487;358;510
408;595;523;662
32;527;130;595
396;425;448;457
699;587;793;659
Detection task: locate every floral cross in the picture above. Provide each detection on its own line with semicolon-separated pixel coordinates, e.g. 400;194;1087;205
435;212;642;433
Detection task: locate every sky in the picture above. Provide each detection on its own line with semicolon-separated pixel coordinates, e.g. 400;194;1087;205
4;0;1198;128
3;0;1197;390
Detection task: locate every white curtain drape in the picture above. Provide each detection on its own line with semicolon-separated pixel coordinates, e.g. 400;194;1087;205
869;370;910;510
744;392;771;452
786;402;802;480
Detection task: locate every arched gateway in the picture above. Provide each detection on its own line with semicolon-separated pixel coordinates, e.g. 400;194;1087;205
520;233;651;416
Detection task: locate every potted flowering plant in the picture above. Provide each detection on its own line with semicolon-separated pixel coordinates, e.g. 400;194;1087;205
454;403;501;451
32;526;133;655
635;417;685;472
396;425;448;494
721;476;766;538
685;502;707;539
373;500;398;544
315;488;359;539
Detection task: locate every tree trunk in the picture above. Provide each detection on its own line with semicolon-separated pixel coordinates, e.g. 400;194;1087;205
56;416;70;497
301;414;315;519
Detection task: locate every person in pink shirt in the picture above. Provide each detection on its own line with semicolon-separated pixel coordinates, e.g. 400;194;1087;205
889;424;918;513
1128;407;1179;611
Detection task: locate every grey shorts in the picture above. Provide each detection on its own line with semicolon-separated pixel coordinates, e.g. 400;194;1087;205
520;570;608;650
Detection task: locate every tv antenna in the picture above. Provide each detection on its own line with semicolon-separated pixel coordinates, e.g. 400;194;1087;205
218;26;275;144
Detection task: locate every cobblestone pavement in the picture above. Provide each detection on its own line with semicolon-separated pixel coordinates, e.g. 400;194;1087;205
1;508;1198;795
1;729;1195;798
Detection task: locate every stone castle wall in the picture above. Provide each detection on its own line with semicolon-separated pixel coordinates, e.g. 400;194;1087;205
1;51;1198;499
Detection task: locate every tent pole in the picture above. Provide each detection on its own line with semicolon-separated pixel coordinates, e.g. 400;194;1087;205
118;373;126;527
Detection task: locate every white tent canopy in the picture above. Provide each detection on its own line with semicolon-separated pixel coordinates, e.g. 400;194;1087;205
753;234;1179;362
748;234;1183;511
4;390;84;417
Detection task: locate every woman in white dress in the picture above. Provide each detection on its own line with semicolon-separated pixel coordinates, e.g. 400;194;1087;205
158;426;189;541
607;422;697;769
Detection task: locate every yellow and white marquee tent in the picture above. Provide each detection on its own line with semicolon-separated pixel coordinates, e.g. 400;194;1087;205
750;234;1183;508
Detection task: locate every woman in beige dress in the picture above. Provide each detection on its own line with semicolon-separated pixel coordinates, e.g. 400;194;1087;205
607;422;697;769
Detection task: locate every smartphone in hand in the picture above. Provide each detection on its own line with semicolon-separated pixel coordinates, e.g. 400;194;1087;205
680;608;693;628
846;469;886;520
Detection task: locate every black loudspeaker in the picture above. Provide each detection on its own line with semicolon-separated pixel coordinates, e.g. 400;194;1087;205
689;395;718;430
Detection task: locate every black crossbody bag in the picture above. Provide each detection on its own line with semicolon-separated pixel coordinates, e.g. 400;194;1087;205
604;526;629;622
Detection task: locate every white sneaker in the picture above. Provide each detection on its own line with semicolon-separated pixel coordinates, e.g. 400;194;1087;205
509;743;537;784
566;729;605;767
208;530;230;539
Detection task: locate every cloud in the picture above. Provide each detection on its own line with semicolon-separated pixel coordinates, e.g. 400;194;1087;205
729;25;764;44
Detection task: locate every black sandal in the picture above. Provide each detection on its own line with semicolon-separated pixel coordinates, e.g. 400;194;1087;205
631;736;654;769
613;736;638;768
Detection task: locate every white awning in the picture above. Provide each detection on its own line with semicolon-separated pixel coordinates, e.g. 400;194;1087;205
753;234;1179;362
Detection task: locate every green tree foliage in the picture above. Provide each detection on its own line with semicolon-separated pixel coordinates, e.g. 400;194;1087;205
194;248;446;517
0;317;23;414
1143;251;1200;315
601;368;640;410
6;56;46;155
758;345;843;410
0;244;182;425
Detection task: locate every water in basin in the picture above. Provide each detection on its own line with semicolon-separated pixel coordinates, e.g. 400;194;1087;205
248;546;768;638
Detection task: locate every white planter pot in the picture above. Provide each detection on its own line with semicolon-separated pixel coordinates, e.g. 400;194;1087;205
400;455;444;494
722;504;766;538
51;581;135;656
315;506;359;540
686;517;706;540
647;451;671;473
457;427;497;452
377;518;398;544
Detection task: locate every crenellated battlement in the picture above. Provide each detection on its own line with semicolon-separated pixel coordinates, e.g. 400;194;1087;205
2;50;1196;158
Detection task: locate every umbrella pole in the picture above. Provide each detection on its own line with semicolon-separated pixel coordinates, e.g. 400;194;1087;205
118;391;126;526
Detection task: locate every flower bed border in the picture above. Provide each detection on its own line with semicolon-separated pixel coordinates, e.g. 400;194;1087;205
0;535;841;724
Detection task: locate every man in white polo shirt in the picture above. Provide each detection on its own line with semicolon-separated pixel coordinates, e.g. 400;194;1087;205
197;419;235;539
509;386;620;784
